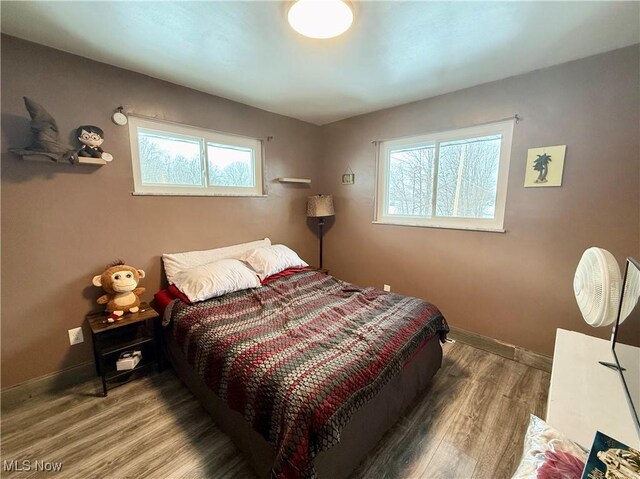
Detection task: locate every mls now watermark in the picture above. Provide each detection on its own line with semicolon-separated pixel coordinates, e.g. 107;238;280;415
3;459;63;473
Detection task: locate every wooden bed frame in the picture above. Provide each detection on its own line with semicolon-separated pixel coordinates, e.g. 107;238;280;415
166;333;443;478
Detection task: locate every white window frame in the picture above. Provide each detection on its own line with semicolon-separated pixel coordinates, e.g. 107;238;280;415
374;119;514;232
129;116;264;196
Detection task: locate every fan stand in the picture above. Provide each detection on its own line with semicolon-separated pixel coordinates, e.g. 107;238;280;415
598;360;626;371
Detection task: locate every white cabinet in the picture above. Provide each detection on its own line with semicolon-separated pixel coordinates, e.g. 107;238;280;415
546;328;640;448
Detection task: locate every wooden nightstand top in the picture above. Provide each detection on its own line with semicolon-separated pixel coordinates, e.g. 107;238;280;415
86;302;158;334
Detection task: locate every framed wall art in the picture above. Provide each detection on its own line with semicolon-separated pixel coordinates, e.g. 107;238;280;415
524;145;566;187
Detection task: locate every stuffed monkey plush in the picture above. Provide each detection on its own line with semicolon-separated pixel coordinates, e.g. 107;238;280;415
92;260;146;323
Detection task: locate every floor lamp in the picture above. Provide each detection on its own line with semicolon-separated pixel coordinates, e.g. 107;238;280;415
307;195;335;270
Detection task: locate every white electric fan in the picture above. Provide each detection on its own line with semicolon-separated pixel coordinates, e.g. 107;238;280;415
573;247;622;328
620;259;640;322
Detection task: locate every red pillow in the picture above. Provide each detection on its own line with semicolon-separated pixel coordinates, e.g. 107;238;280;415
167;284;191;304
261;267;311;285
537;450;585;479
153;285;192;318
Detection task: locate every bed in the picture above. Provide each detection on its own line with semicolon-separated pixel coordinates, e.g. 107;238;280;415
156;242;448;479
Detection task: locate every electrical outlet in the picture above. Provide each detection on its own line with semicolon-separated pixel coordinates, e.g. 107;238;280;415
68;327;84;346
383;284;391;292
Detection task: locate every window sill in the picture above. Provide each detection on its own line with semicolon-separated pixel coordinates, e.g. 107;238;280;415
372;220;506;233
131;192;267;198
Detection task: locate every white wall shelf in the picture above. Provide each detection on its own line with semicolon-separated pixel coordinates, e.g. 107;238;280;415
77;157;107;165
21;154;106;166
277;177;311;184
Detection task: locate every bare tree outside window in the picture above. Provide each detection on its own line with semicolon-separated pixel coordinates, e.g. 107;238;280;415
138;134;202;186
137;133;256;188
436;135;501;218
207;144;254;188
386;136;500;219
376;119;513;231
387;146;435;216
130;118;263;196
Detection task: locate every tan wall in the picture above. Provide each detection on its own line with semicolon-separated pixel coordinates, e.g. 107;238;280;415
318;45;640;356
2;36;638;388
1;36;322;388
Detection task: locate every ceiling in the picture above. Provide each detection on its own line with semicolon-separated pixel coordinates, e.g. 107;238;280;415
2;1;639;125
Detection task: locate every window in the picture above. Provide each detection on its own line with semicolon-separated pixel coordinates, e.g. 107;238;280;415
129;117;263;196
375;120;514;231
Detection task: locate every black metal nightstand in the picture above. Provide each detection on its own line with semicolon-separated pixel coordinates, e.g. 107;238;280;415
86;302;162;396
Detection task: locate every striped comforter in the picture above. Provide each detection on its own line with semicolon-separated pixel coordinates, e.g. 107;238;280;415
167;270;448;478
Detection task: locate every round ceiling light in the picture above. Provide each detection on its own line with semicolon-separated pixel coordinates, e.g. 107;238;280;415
288;0;354;39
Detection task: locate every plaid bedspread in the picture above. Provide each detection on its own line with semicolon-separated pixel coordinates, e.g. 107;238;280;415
166;270;448;478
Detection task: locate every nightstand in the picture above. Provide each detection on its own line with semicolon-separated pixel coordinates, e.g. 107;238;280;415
86;302;162;396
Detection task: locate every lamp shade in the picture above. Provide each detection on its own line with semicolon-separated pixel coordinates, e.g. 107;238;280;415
307;195;335;217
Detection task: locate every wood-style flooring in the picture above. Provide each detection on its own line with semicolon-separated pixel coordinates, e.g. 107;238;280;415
1;341;550;479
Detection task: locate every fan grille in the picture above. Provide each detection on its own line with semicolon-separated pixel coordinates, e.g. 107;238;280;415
620;262;640;323
574;247;621;327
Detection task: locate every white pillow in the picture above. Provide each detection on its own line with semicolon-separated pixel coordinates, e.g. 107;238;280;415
241;244;308;280
171;259;261;303
163;238;270;285
511;415;587;479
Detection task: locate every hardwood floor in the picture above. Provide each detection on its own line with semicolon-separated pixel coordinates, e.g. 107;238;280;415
1;342;549;478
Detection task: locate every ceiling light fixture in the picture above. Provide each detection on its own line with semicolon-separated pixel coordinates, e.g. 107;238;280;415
288;0;353;39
